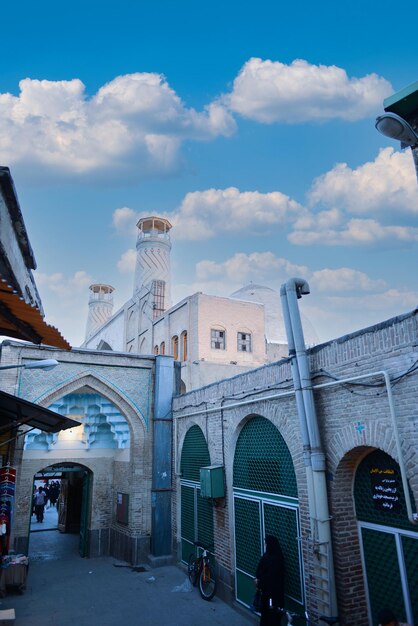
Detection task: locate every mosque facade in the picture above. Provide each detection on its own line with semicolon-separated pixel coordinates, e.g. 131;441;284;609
81;216;318;390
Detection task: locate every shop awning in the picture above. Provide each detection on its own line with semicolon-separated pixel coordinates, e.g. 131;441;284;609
0;390;81;434
0;279;71;350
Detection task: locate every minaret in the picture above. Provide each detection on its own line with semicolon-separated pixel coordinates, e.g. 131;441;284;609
133;217;172;316
84;283;115;340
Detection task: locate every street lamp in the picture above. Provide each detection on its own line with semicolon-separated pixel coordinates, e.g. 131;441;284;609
375;80;418;182
0;359;59;371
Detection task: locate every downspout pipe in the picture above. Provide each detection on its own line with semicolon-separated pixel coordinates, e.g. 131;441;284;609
282;278;337;615
284;279;325;470
280;285;318;528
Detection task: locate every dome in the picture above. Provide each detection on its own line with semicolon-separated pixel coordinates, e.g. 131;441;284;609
229;284;319;346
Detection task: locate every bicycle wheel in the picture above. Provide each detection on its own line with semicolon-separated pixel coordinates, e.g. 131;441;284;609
187;553;199;586
198;561;217;600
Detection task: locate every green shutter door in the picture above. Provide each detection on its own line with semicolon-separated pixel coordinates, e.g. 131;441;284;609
361;528;406;624
233;416;302;611
180;425;213;562
234;497;262;606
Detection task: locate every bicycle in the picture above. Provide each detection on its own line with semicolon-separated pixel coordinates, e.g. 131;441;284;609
187;541;217;601
278;607;339;626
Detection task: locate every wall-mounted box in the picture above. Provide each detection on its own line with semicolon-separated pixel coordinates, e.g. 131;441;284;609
200;465;225;499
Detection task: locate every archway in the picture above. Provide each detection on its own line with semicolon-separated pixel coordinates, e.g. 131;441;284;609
233;416;302;612
354;449;418;626
179;425;213;564
30;462;92;558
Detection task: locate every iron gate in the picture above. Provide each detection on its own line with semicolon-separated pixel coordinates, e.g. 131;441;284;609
180;425;213;563
355;449;418;625
233;416;303;611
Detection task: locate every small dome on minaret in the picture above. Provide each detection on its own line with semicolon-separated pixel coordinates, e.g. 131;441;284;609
133;216;172;314
85;283;115;340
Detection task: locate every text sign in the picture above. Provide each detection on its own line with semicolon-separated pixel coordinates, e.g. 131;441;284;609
370;466;401;512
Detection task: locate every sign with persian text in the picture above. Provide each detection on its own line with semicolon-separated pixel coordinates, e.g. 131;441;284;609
370;465;401;513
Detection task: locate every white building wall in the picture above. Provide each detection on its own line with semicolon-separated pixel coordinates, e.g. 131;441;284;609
197;293;265;365
82;307;125;351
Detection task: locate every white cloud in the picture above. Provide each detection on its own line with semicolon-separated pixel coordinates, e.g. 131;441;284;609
170;187;305;240
308;148;418;214
289;218;418;246
196;252;308;283
0;73;235;177
117;249;136;273
113;207;138;235
310;268;386;292
110;144;416;250
36;270;93;296
226;58;392;123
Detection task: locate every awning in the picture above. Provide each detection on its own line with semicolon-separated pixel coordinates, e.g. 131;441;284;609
0;279;71;350
0;390;81;434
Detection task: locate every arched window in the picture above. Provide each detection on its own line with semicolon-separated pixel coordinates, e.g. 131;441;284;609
172;335;179;360
154;345;159;355
181;331;187;361
160;341;165;355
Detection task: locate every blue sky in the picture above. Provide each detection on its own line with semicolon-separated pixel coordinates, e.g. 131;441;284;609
1;0;417;347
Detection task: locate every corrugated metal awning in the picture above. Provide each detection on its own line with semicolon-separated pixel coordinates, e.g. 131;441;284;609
0;390;80;434
0;279;71;350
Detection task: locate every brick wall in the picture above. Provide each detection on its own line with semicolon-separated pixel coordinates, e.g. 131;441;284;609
173;309;418;625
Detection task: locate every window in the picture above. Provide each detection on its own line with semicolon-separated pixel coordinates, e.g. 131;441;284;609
211;329;226;350
181;331;187;361
237;332;252;352
172;335;179;360
160;341;165;355
154;345;159;355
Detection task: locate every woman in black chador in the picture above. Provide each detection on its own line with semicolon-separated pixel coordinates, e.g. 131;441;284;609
254;535;285;626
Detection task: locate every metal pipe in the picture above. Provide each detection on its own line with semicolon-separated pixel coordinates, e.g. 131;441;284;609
280;285;318;531
282;278;337;615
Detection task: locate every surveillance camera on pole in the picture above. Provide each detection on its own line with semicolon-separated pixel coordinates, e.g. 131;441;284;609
375;80;418;182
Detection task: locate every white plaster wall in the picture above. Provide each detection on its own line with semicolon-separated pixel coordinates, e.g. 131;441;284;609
82;307;125;351
152;299;190;357
197;293;266;365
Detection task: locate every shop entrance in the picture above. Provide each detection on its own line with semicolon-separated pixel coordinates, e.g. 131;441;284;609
30;463;92;558
354;449;418;626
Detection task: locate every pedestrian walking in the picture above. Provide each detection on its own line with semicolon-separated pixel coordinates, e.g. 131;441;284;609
34;487;46;523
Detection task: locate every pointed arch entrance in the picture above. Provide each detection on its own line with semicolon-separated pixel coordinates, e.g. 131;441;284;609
179;425;214;563
233;416;303;611
354;449;418;626
30;462;92;558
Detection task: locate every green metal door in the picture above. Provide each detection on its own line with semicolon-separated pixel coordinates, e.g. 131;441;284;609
180;425;213;562
355;450;418;625
233;416;302;611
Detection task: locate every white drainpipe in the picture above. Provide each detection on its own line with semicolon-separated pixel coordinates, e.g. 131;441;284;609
282;278;337;616
280;284;318;535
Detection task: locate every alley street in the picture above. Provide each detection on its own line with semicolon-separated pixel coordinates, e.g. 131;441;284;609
0;507;255;626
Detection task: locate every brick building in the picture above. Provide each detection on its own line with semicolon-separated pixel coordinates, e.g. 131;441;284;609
0;340;177;565
173;307;418;626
